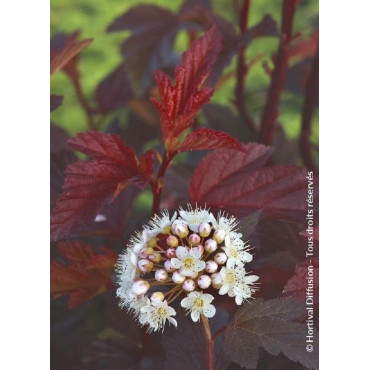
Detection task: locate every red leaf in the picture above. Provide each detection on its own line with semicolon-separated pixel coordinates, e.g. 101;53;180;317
139;150;155;180
94;62;133;113
175;128;241;153
51;160;132;241
58;241;96;264
283;258;319;306
151;26;222;146
51;243;117;308
50;95;63;112
50;33;93;76
107;5;179;92
189;143;273;202
189;144;316;221
68;131;138;168
51;132;154;241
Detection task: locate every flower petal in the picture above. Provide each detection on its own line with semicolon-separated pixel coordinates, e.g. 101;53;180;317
195;260;206;271
191;310;200;322
170;258;182;269
202;294;215;304
130;253;138;266
235;296;243;305
181;269;194;277
245;275;259;284
218;284;229;295
226;258;235;269
181;297;191;308
189;247;201;259
176;246;188;259
169;317;177;327
203;304;216;318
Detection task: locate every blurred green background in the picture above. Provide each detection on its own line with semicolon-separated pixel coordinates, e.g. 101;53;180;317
51;0;318;141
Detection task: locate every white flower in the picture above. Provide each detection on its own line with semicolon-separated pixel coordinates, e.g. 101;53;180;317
222;235;253;268
218;266;259;305
210;212;242;239
131;227;159;254
171;246;206;277
179;205;213;232
181;291;216;322
149;210;177;234
139;300;177;332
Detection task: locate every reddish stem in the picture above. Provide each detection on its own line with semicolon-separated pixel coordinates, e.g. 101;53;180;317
69;75;96;131
151;151;174;215
234;0;257;134
201;315;214;370
258;0;298;145
299;45;319;171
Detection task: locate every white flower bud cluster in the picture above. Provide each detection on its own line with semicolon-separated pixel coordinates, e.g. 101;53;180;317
116;206;259;332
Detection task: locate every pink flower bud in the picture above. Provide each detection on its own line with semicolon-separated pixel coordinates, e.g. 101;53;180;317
131;280;150;295
211;273;222;288
172;221;189;238
164;260;176;272
172;271;186;284
139;247;154;259
205;260;218;273
214;252;227;265
199;223;211;237
149;252;162;263
166;235;179;248
189;233;201;246
155;269;168;282
182;279;196;292
213;229;226;243
150;292;164;302
138;259;154;273
205;239;217;253
197;275;211;289
166;247;176;258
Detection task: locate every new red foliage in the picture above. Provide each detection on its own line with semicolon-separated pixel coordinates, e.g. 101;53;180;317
175;128;241;153
51;241;117;308
151;26;222;150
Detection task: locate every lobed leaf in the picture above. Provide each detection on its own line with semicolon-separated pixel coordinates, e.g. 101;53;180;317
283;258;319;305
176;128;241;153
51;241;117;308
108;5;179;93
51;132;154;241
189;144;316;221
94;62;133;114
224;298;319;369
189;143;273;203
151;26;222;146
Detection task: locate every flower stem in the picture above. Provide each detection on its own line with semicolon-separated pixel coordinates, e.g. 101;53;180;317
151;151;174;216
201;315;214;370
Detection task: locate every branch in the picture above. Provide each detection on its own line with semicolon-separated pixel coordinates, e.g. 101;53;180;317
258;0;298;145
299;45;319;171
69;76;97;131
234;0;257;135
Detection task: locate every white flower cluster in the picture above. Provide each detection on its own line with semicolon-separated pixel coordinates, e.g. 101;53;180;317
116;206;259;332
